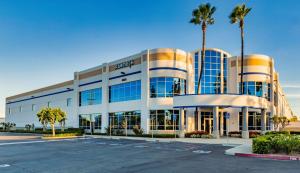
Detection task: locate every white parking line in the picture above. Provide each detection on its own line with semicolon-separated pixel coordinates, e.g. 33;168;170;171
0;164;10;168
0;138;87;146
192;150;212;154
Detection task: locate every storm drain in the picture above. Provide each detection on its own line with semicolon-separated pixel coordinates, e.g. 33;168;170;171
192;150;212;154
0;164;10;168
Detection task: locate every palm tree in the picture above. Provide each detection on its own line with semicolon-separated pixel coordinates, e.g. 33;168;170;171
190;3;216;94
229;4;251;94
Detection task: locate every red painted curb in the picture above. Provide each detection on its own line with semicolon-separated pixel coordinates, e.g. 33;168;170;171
235;153;300;161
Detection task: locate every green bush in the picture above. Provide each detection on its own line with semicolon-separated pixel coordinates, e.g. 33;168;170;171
253;136;271;154
265;131;290;135
132;126;144;135
253;134;300;155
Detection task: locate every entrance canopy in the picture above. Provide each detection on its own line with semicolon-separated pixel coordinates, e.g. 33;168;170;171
173;94;269;109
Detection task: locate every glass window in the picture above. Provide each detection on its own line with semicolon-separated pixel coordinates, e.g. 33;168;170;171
240;81;271;100
79;88;102;106
199;50;224;94
32;104;36;111
108;111;141;129
150;77;186;98
79;114;101;130
8;108;11;114
150;110;179;130
109;80;141;103
239;112;268;131
47;102;51;107
19;106;22;112
67;98;72;107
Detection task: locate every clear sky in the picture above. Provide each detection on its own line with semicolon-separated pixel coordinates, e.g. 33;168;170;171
0;0;300;118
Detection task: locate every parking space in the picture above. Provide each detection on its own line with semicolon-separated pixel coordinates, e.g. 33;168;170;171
0;136;299;173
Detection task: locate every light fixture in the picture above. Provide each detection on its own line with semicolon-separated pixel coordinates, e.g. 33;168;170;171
121;72;126;75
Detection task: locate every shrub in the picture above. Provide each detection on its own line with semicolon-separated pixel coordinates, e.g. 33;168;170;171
229;131;241;138
253;134;300;155
253;136;271;154
115;129;124;136
105;127;115;135
265;131;290;135
132;126;144;135
249;131;261;138
185;131;208;138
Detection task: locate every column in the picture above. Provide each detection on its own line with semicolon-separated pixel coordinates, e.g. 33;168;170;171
220;112;224;137
197;109;201;131
179;108;185;138
141;50;150;134
242;107;249;139
261;109;267;134
73;72;80;128
212;106;220;139
101;64;109;133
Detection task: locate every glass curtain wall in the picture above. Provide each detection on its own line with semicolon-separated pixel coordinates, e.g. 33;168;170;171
79;88;102;106
200;50;222;94
109;80;141;103
239;112;271;131
241;81;271;100
150;110;179;130
150;77;186;98
109;111;141;129
79;114;101;130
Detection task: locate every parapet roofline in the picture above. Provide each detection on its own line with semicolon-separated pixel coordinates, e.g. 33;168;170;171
6;80;74;101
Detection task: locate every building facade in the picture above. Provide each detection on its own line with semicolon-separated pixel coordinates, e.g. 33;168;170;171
5;48;294;138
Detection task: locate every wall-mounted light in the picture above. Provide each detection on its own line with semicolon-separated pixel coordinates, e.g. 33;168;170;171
121;72;126;75
122;78;127;82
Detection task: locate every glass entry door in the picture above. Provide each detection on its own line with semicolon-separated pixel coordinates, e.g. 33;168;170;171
204;118;213;134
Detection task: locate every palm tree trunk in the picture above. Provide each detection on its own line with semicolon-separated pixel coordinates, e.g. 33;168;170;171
197;24;206;94
195;23;206;131
240;21;244;94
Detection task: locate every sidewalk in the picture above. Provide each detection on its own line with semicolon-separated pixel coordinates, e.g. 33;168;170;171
86;135;251;145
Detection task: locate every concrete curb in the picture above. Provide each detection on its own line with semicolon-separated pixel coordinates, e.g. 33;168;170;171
235;153;300;161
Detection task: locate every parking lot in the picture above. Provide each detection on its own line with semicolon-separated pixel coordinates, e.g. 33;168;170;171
0;134;299;173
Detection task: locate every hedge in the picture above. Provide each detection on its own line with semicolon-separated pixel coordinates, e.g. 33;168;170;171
253;134;300;155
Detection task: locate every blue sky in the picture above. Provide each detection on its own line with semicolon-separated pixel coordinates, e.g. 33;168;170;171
0;0;300;117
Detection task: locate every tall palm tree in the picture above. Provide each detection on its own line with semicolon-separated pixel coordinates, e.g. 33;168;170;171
190;3;216;94
229;4;251;94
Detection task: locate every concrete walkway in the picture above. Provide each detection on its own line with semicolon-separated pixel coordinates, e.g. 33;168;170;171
225;143;252;155
86;135;252;145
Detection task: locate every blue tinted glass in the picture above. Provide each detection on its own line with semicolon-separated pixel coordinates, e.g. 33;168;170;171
211;51;216;56
205;50;210;56
150;77;186;98
80;88;102;106
109;80;141;103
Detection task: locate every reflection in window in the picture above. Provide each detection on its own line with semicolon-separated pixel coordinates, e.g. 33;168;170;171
150;110;179;130
150;77;186;98
79;114;101;130
108;111;141;129
241;81;271;100
79;88;102;106
200;50;222;94
239;112;271;130
109;80;141;103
